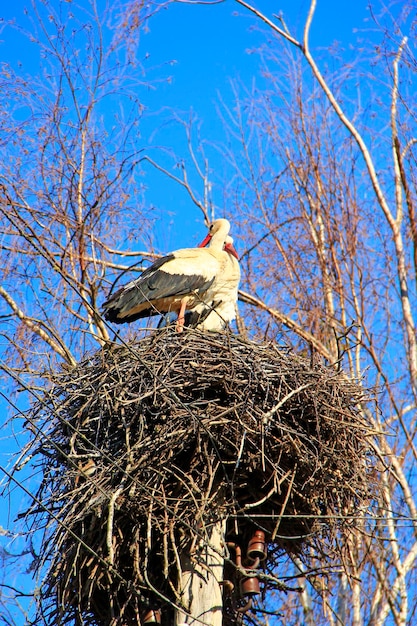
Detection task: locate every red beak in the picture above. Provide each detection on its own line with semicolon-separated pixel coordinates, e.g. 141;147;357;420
198;233;212;248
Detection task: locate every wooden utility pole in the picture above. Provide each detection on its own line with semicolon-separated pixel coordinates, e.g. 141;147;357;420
175;519;226;626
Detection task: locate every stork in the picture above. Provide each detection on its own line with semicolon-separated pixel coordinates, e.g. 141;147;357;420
102;219;240;332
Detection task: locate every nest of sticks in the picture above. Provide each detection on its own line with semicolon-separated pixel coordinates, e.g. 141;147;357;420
25;328;376;625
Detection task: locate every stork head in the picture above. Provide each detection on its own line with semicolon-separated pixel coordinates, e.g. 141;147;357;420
223;236;239;260
198;219;239;259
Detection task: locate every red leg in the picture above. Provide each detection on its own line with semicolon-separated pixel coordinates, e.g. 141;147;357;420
176;298;187;333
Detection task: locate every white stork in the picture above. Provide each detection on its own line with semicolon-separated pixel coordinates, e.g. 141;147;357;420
102;218;240;332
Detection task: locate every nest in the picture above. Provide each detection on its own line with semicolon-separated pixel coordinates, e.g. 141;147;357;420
26;328;376;625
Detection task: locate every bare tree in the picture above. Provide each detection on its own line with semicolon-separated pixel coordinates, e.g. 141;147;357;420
0;0;159;376
209;1;417;623
0;0;158;619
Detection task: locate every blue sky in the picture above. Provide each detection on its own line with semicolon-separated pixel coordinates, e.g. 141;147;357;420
131;0;398;252
136;0;372;247
0;0;375;250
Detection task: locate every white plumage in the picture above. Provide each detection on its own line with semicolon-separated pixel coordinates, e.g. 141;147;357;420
102;219;240;332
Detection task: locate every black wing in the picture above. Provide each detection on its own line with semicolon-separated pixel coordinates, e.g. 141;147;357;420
102;253;214;324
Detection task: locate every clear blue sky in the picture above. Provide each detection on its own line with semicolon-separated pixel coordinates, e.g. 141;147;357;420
132;0;372;249
0;0;400;621
0;0;375;252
